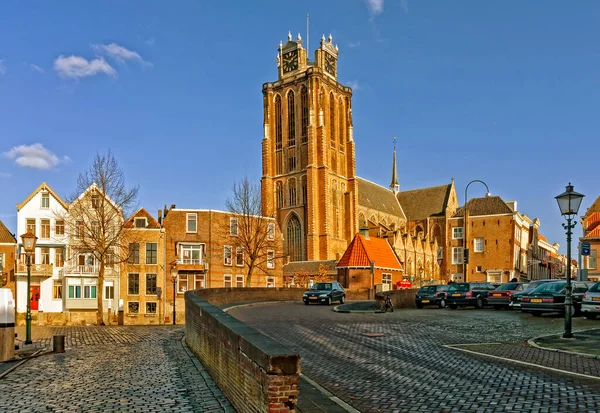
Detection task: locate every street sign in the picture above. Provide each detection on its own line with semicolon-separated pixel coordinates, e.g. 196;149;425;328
582;242;591;256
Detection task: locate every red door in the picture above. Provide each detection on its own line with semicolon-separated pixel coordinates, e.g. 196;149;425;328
30;286;40;311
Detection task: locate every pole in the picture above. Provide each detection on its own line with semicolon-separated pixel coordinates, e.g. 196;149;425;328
563;216;574;339
172;279;176;325
578;241;583;281
25;254;32;345
463;186;468;282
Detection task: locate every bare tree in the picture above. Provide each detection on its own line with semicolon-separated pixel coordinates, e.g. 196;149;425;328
224;176;281;286
58;151;138;325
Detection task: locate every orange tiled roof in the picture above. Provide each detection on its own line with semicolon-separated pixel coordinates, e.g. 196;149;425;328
337;233;402;270
0;220;16;244
588;211;600;224
538;234;547;243
584;226;600;239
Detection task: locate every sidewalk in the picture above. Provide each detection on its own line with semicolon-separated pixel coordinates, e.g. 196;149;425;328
333;300;381;313
530;328;600;359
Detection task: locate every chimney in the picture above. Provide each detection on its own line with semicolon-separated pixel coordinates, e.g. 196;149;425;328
158;210;163;225
359;227;369;240
506;200;517;212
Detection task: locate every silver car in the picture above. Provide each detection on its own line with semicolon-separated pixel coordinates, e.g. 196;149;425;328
581;281;600;320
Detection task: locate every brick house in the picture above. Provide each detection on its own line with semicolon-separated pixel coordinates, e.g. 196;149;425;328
528;218;561;281
0;220;17;296
120;208;165;325
160;206;283;323
337;230;403;291
581;195;600;282
447;196;532;283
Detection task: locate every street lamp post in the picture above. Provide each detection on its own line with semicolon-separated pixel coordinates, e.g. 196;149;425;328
20;229;38;345
463;180;491;282
555;183;585;339
171;272;177;325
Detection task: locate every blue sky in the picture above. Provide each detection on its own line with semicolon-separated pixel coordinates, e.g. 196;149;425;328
1;0;599;253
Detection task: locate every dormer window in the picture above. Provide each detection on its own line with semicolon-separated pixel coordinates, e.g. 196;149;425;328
134;218;147;228
41;193;50;209
91;194;100;209
230;218;238;236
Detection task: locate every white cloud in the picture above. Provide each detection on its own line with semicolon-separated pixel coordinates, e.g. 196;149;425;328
3;143;69;169
346;80;360;91
0;60;6;76
92;42;152;67
365;0;384;16
27;63;45;74
53;55;116;79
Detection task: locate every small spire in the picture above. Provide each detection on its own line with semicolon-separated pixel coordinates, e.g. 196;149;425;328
321;33;325;42
297;33;302;41
335;44;339;51
390;136;399;194
288;31;292;41
328;33;333;42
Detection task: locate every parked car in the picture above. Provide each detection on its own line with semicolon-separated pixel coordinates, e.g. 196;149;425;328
446;282;497;309
487;282;527;310
302;282;345;305
581;281;600;320
520;280;593;316
415;285;449;309
509;279;560;308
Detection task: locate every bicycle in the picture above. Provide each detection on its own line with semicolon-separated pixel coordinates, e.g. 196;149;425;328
383;294;394;312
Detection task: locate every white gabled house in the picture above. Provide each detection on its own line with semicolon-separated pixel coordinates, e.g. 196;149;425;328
15;182;69;315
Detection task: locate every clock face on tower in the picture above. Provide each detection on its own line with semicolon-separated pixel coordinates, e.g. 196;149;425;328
325;53;336;76
282;50;298;73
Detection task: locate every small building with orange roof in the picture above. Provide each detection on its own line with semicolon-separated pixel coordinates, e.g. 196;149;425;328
336;230;403;291
581;197;600;281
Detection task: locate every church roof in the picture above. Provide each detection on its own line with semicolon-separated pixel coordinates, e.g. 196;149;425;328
453;196;513;217
337;233;402;270
357;177;405;219
283;260;338;276
0;220;16;244
396;184;453;221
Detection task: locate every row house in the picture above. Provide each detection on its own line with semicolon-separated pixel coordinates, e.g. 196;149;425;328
527;218;561;280
159;206;284;323
447;196;532;283
580;195;600;282
0;220;17;292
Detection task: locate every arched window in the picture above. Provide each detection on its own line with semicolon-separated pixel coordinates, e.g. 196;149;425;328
338;99;345;149
288;178;297;206
301;175;307;205
287;214;302;262
301;86;308;144
275;95;283;174
358;213;366;229
276;181;284;209
329;92;335;148
288;91;295;147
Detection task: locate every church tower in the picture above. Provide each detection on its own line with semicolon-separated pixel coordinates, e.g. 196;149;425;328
261;32;358;261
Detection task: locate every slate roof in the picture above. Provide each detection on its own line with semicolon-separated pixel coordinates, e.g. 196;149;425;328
283;260;338;276
453;196;513;217
337;233;402;270
396;184;452;221
124;208;161;229
357;177;405;218
0;220;16;243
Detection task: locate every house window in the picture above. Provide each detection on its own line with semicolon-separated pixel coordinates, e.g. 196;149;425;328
267;250;275;269
452;227;463;240
128;273;140;295
40;219;50;239
146;302;157;314
224;245;232;265
128;301;139;314
589;250;597;270
105;282;114;300
267;276;275;288
146;243;157;264
91;194;100;209
186;213;197;233
177;273;205;293
224;274;232;288
268;222;275;240
146;273;157;295
236;247;244;267
53;281;62;299
452;247;463;265
76;220;84;239
288;90;295;147
41;248;50;265
83;285;97;299
382;273;392;285
128;243;140;264
134;218;147;228
26;219;36;236
55;220;65;236
0;253;3;272
181;244;203;264
476;266;483;273
230;218;238;236
236;274;244;288
41;193;50;208
68;285;81;299
474;238;484;253
515;227;521;242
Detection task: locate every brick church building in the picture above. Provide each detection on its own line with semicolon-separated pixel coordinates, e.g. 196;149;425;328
261;32;459;286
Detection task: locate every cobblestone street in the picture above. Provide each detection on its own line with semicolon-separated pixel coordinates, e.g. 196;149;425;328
2;326;234;413
230;303;600;413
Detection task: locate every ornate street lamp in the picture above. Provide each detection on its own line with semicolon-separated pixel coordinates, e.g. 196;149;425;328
555;183;584;339
20;229;37;345
464;180;491;282
171;272;178;325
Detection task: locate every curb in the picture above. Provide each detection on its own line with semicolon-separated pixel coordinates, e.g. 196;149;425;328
332;305;383;314
527;328;600;360
0;349;44;379
222;300;299;313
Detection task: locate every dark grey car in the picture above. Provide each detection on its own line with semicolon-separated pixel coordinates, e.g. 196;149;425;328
303;282;345;305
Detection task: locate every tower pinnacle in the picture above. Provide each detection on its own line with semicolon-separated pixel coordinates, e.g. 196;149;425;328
390;136;399;194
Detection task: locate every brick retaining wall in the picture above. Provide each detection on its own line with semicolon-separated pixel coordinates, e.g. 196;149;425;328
185;291;300;413
375;289;418;310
